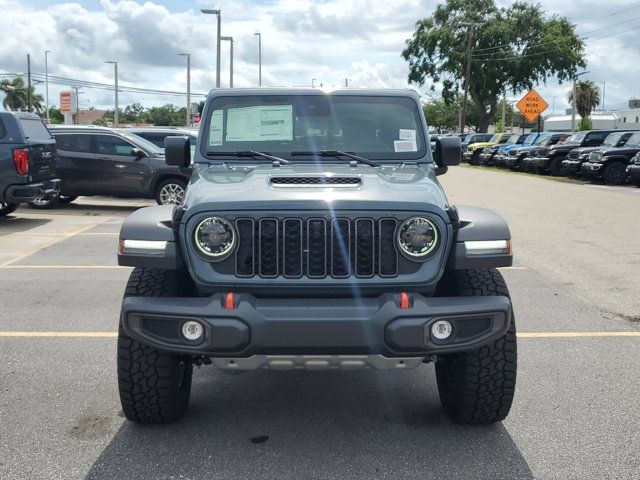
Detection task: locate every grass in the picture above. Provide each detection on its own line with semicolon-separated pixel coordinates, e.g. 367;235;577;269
460;164;591;185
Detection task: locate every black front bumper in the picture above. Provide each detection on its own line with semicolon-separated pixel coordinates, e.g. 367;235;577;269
121;292;512;357
561;159;584;175
581;162;603;179
4;179;61;203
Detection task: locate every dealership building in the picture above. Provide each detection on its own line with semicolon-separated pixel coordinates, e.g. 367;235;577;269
544;100;640;131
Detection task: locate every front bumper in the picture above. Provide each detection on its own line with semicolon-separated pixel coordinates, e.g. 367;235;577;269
504;156;521;168
121;292;512;361
526;157;550;169
627;164;640;182
581;161;603;178
561;159;584;175
4;179;61;203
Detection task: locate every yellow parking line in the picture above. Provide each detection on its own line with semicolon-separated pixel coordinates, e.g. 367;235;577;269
0;331;638;339
518;332;640;338
0;265;128;269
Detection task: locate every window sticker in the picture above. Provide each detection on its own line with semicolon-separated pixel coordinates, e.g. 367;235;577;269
226;105;293;142
399;129;416;140
209;110;223;146
394;140;417;152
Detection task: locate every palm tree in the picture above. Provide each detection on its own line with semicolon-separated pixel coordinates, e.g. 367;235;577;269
566;80;600;119
0;77;45;113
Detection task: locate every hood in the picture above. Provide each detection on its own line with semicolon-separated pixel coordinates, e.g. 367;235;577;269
183;162;449;214
550;142;580;152
568;146;601;159
597;146;640;159
468;141;496;150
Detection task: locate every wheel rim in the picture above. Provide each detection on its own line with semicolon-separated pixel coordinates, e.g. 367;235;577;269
608;164;626;183
159;183;185;205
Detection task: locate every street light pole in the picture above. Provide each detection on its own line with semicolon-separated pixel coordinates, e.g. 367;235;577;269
72;85;81;124
178;53;191;126
201;9;221;88
27;53;32;113
105;61;119;127
254;32;262;86
221;37;234;88
601;82;606;111
45;50;51;123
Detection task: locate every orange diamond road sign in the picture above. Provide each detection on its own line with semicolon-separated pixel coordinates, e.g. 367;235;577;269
516;89;549;123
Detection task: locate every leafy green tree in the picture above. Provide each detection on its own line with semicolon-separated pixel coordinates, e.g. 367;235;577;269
423;95;479;131
567;80;600;119
122;102;147;123
0;77;44;113
402;0;586;132
45;107;64;124
577;116;593;131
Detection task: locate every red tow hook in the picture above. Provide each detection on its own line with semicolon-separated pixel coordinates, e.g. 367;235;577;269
225;292;235;309
400;292;410;309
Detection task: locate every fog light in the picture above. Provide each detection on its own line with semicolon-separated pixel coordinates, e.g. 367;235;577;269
181;321;204;341
431;320;453;340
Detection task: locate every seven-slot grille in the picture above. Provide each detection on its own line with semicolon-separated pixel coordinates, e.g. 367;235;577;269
233;217;399;279
270;176;362;187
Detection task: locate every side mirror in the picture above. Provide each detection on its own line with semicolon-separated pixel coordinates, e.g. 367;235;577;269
433;135;462;175
165;136;191;167
131;147;147;158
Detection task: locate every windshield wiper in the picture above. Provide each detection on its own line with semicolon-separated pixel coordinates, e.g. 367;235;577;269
205;150;291;164
291;150;381;167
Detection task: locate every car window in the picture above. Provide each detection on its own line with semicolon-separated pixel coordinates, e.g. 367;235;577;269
19;118;52;140
0;118;6;139
54;134;92;153
96;135;135;156
137;132;166;148
586;132;604;141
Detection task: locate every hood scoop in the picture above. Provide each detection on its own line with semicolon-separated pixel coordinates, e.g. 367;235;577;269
269;176;362;188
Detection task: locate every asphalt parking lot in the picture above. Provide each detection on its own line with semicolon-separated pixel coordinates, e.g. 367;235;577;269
1;167;639;480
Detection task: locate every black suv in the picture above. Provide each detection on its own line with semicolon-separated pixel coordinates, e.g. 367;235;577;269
31;126;191;208
116;88;517;426
561;131;636;177
0;112;60;218
581;131;640;184
524;130;614;175
507;133;569;171
627;152;640;186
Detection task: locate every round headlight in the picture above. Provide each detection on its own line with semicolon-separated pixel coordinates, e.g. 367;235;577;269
397;217;439;260
194;217;236;259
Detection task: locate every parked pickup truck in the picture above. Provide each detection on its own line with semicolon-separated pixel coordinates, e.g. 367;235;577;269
627;152;640;186
0;112;60;218
504;133;569;171
478;134;526;166
561;131;637;177
581;131;640;184
524;130;614;175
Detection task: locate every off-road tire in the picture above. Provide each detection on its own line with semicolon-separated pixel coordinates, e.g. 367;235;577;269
602;161;627;185
58;195;78;205
118;268;195;424
0;202;18;218
435;269;517;425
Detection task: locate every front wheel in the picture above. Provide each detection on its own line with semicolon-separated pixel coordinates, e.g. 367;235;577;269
155;179;186;205
0;202;18;218
118;268;195;424
602;162;628;185
435;269;517;424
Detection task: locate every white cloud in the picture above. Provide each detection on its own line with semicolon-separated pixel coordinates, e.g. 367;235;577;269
0;0;638;115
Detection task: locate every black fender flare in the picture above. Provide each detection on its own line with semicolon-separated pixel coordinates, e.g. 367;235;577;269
118;205;184;269
448;205;513;270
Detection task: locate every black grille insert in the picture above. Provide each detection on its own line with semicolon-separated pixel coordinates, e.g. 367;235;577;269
231;216;400;279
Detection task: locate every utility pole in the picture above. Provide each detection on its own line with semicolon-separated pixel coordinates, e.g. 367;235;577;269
458;22;483;133
254;32;262;86
27;53;32;113
501;95;506;133
73;85;81;124
178;53;191;126
601;82;606;111
45;50;51;122
105;61;119;127
221;37;234;88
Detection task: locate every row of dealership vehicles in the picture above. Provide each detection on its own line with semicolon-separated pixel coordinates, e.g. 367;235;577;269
464;129;640;186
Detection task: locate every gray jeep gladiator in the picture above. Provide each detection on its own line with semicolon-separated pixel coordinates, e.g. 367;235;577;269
116;88;516;425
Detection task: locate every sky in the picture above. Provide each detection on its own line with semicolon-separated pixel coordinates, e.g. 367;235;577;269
0;0;639;115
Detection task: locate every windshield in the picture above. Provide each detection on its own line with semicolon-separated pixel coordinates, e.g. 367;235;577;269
567;132;587;143
489;134;501;142
625;133;640;147
523;134;537;145
603;133;623;147
202;94;427;162
120;132;165;155
533;134;550;145
507;134;520;144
